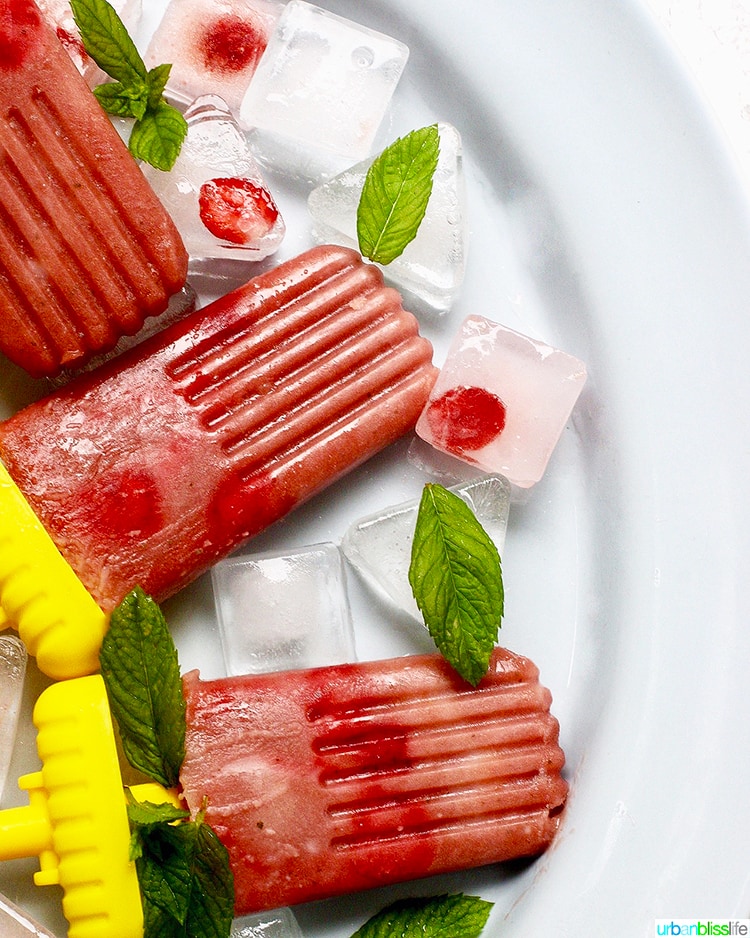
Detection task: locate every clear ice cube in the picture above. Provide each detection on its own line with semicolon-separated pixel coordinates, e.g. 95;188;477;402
145;0;284;114
212;542;356;675
37;0;142;87
341;475;511;621
308;123;468;312
240;0;409;178
415;315;587;488
232;907;304;938
0;893;60;938
141;95;285;265
0;633;27;800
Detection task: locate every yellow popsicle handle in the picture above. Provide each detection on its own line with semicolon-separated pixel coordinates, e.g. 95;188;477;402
0;675;145;938
0;462;108;679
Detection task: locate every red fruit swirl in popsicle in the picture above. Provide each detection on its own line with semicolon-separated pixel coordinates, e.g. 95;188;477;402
0;246;437;612
180;646;568;914
0;0;188;378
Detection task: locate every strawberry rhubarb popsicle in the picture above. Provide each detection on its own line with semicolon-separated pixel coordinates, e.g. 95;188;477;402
0;0;188;378
0;245;437;612
180;646;568;914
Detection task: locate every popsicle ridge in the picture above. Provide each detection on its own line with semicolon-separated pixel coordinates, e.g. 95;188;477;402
180;646;567;912
0;246;436;610
0;0;188;376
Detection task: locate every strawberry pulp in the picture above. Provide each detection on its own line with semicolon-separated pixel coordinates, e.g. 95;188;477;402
199;177;280;245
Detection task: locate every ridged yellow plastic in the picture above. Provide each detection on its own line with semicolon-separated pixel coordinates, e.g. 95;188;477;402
0;462;108;679
0;675;145;938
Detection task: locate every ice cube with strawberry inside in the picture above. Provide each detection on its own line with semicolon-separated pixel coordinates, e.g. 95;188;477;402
144;0;284;114
141;94;285;263
415;315;587;488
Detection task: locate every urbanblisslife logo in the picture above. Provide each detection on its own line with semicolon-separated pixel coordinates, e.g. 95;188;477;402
655;922;750;936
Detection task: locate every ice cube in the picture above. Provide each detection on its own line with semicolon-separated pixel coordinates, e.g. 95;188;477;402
140;95;285;265
341;475;511;621
37;0;142;87
0;633;27;800
308;123;468;312
0;893;60;938
232;907;304;938
416;315;587;488
240;0;409;178
145;0;284;114
212;542;356;675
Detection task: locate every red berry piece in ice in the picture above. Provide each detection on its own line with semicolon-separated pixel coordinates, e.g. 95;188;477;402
199;177;280;245
426;385;506;454
200;15;267;74
56;26;86;63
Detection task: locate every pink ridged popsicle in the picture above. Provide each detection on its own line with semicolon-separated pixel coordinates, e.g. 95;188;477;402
0;245;437;612
180;646;568;914
0;0;188;378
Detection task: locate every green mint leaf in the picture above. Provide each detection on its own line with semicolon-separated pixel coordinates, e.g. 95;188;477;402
100;586;186;787
137;822;195;928
137;818;234;938
93;80;150;120
69;0;147;87
183;819;235;938
357;124;440;265
147;63;174;109
409;484;504;686
352;894;494;938
129;100;188;172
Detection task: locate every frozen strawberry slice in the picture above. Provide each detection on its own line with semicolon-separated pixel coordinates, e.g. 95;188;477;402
198;176;280;245
180;646;568;914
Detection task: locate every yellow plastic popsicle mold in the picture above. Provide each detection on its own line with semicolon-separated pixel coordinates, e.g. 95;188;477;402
0;462;108;679
0;674;180;938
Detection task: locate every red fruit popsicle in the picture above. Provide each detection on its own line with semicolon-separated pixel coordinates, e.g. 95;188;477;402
180;646;568;914
0;0;188;378
0;245;437;612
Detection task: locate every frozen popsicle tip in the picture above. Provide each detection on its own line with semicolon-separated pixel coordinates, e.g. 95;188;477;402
0;245;437;613
180;645;568;914
416;315;588;488
141;94;287;267
145;0;285;115
0;462;107;680
0;0;188;378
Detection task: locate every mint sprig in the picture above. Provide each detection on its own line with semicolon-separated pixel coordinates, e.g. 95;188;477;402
357;124;440;265
100;586;185;787
131;805;234;938
103;589;235;938
352;894;494;938
69;0;187;170
409;484;504;685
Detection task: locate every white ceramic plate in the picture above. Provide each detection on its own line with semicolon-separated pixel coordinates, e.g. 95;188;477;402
3;0;750;935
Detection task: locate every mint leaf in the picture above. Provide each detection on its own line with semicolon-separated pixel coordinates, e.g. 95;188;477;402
128;799;190;861
69;0;146;86
129;100;188;172
147;63;173;108
136;817;234;938
93;80;150;120
69;0;187;171
409;484;503;686
357;124;440;265
100;586;186;787
352;894;494;938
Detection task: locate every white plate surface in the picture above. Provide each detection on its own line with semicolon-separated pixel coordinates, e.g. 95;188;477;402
3;0;750;935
